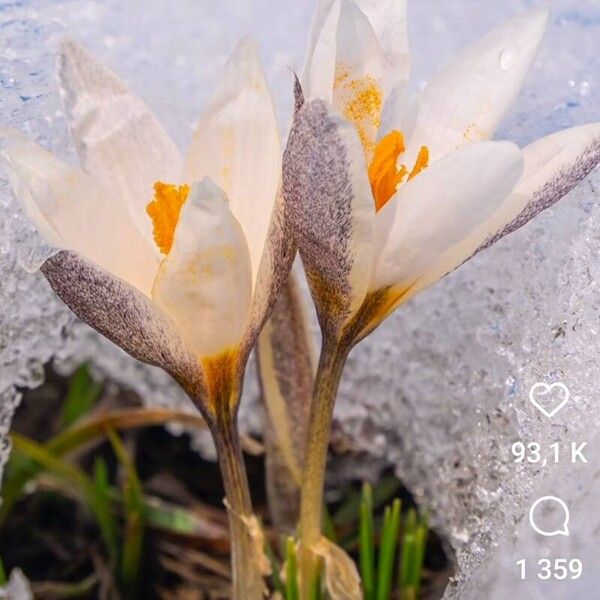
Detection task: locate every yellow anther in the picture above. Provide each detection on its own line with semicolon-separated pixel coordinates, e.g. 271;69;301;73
408;146;430;181
368;130;406;211
367;134;430;211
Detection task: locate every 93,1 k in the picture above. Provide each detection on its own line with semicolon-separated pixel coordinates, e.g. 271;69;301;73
516;558;582;580
511;441;587;465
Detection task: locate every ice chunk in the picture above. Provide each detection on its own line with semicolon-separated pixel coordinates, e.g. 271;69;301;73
0;569;33;600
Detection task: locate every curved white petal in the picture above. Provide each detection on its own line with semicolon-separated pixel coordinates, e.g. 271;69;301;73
2;139;158;294
332;0;385;160
58;39;182;249
475;122;600;254
406;124;600;301
283;99;374;337
184;38;281;288
372;141;524;291
354;0;409;133
152;179;253;359
301;0;340;102
405;10;548;163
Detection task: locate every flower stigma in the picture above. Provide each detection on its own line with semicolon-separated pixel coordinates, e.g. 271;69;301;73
146;181;190;254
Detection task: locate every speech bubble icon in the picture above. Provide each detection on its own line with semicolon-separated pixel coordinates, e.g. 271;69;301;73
528;496;570;537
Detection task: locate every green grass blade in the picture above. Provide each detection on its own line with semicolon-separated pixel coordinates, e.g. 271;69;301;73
61;363;102;428
403;588;417;600
377;498;401;600
0;556;6;585
333;476;401;528
263;535;284;596
10;433;118;560
399;509;418;594
0;451;40;525
0;408;207;526
142;496;211;536
49;408;207;458
285;537;299;600
399;533;415;594
93;457;110;493
91;457;119;562
105;428;145;593
359;483;375;600
411;525;427;595
30;574;99;598
405;508;417;536
308;557;323;600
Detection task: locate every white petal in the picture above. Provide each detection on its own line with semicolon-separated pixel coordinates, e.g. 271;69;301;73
58;39;182;249
3;139;158;294
372;141;524;291
405;123;600;302
152;179;253;359
302;0;386;158
301;0;340;103
283;99;374;338
354;0;409;132
474;122;600;255
302;0;387;155
332;0;385;159
405;10;548;163
184;38;281;288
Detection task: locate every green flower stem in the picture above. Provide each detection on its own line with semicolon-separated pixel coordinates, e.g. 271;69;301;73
298;339;349;599
212;408;264;600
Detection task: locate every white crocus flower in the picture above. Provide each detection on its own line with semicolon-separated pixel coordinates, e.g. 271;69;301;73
285;0;600;344
3;38;293;419
2;39;293;600
287;3;600;595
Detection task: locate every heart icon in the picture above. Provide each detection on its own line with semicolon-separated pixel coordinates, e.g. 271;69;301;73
528;382;569;418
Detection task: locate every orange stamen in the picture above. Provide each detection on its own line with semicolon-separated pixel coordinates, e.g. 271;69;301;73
408;146;430;181
146;181;190;254
368;130;406;211
367;134;431;211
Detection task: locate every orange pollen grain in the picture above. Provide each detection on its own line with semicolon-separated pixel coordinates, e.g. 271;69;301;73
334;69;383;157
368;132;430;212
146;181;190;255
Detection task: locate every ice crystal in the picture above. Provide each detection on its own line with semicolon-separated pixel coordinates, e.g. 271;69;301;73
0;568;32;600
